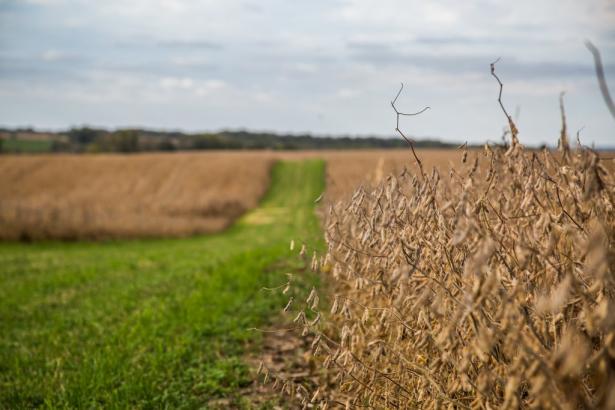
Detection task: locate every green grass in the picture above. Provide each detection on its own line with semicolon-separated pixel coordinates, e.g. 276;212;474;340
0;160;325;409
1;139;53;153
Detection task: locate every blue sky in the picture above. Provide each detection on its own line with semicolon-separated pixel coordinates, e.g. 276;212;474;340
1;0;614;146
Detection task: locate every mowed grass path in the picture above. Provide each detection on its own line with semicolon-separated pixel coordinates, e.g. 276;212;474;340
0;160;324;409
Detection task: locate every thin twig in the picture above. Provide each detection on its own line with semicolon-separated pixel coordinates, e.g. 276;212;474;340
555;186;585;232
490;58;519;143
391;82;430;177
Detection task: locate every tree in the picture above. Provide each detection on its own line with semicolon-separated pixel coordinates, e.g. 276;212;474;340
68;127;100;146
111;130;140;153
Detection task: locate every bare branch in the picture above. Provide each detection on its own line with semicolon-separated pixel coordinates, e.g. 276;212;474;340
490;58;519;144
586;40;615;121
392;82;404;105
391;84;431;117
391;82;430;177
490;58;509;118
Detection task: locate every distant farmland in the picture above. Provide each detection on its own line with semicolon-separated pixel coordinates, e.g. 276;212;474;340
319;149;468;201
1;139;53;153
0;152;273;240
0;149;460;240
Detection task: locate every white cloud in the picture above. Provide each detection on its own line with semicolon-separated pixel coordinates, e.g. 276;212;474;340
160;77;194;90
24;0;66;5
40;49;67;61
288;63;319;74
252;91;274;103
336;88;361;99
195;80;227;96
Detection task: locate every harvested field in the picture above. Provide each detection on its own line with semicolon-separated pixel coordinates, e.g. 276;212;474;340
0;152;273;240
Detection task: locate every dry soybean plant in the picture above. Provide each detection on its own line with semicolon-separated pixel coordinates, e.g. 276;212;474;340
258;65;615;409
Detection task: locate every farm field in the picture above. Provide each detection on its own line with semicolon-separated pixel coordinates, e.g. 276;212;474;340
0;152;274;240
1;139;53;154
0;149;461;240
1;147;614;408
316;148;466;201
0;160;324;408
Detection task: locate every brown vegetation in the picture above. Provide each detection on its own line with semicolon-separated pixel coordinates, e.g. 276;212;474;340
0;149;459;241
263;141;615;408
320;149;463;202
0;152;273;240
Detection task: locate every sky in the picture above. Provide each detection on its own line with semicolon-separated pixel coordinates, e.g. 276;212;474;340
1;0;614;146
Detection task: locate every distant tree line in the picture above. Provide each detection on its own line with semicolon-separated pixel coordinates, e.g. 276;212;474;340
0;126;457;154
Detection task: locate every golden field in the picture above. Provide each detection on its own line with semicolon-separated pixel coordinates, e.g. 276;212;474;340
0;152;274;240
3;143;615;408
317;149;467;201
0;149;494;240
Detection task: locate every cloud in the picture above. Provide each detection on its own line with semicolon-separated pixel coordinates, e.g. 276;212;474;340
336;88;361;99
346;41;612;79
195;79;226;96
156;40;222;50
286;62;319;74
252;91;274;103
414;36;487;45
23;0;65;5
160;76;194;90
169;56;216;70
40;49;81;62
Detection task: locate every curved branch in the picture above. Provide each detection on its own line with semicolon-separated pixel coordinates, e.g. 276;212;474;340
391;83;430;117
390;82;430;177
